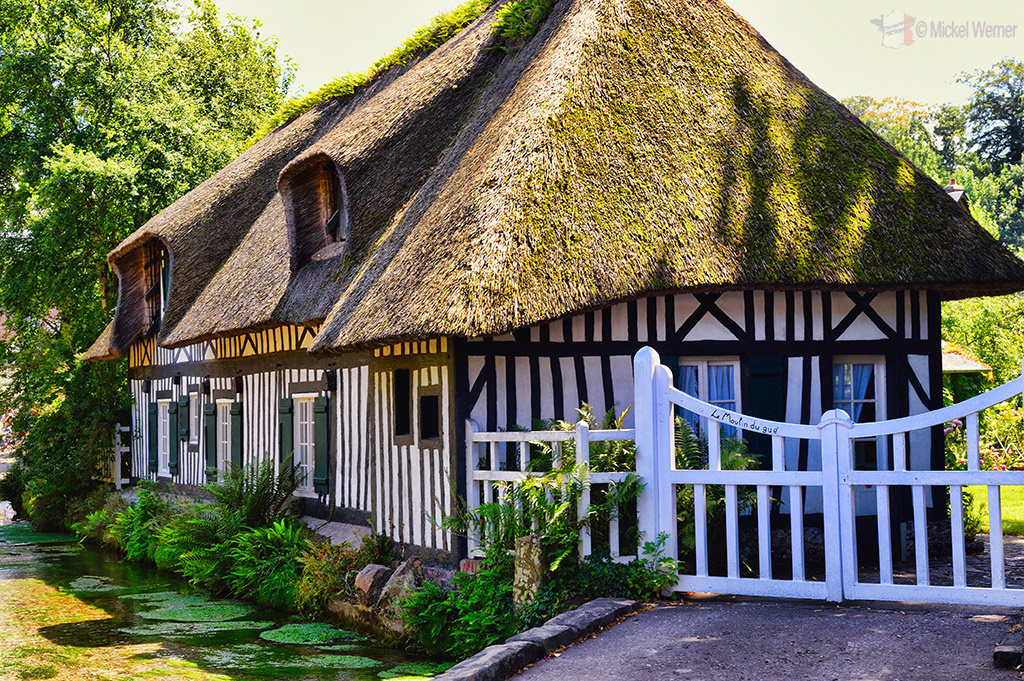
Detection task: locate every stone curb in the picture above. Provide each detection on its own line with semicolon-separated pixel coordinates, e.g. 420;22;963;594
433;598;641;681
993;645;1022;669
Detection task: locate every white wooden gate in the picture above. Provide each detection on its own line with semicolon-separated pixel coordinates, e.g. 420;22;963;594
635;346;1024;605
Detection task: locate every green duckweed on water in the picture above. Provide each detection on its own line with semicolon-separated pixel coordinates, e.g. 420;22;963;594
317;644;374;652
259;622;357;645
304;655;384;670
120;590;208;604
200;644;383;672
141;602;258;622
68;575;128;593
378;661;455;679
120;620;277;637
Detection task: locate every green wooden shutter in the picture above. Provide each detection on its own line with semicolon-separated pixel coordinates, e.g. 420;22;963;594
745;355;786;470
230;402;243;471
147;403;158;473
168;400;179;476
279;398;294;474
204;403;217;482
177;395;189;441
313;396;329;496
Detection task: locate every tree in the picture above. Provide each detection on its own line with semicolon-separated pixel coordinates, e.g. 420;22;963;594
963;59;1024;172
0;0;291;528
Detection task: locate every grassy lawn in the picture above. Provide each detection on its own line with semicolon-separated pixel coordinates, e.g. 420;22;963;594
963;485;1024;536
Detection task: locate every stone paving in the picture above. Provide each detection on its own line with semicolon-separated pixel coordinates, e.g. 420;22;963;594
859;533;1024;588
300;516;370;547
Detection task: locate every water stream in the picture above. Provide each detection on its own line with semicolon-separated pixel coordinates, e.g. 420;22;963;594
0;522;446;681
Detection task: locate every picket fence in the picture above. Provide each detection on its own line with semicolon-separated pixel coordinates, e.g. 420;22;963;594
465;347;1024;605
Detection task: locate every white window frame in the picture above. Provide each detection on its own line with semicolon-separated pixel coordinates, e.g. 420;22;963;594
216;400;232;474
677;357;742;437
188;392;200;445
157;399;171;476
833;356;888;515
292;393;317;496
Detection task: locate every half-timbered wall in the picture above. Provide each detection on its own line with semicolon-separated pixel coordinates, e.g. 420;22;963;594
126;329;457;553
129;369;332;489
130;325;320;367
458;290;943;515
370;339;455;552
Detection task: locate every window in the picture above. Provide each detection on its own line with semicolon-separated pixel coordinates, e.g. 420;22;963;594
143;241;170;334
420;394;441;441
394;369;411;438
160;248;171;313
321;163;343;243
677;358;741;438
217;401;232;473
833;357;887;470
189;393;200;445
280;156;348;266
294;396;315;492
157;400;170;475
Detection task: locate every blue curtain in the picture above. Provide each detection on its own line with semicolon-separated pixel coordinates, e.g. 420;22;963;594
851;364;873;422
708;365;736;438
678;365;700;432
833;363;874;422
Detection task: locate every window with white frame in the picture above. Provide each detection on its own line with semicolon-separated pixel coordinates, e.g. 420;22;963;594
293;396;315;493
216;401;232;473
677;358;742;438
189;392;200;445
833;357;887;470
157;400;171;475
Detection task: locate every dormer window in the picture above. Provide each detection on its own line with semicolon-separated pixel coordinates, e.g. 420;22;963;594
143;240;170;336
280;155;348;269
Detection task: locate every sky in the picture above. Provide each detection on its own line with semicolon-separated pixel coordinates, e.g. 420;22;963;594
210;0;1024;106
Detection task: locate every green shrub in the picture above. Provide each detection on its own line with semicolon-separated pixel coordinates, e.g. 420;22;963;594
71;492;129;548
354;530;398;568
296;540;358;617
401;552;518;660
518;534;677;629
492;0;557;49
227;519;306;610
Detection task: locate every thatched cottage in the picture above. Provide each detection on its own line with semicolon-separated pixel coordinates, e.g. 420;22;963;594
85;0;1024;560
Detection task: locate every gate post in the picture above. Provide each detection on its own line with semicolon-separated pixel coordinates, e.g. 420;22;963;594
633;347;661;550
819;409;855;603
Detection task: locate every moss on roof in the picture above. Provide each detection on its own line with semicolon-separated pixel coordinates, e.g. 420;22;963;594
252;0;496;139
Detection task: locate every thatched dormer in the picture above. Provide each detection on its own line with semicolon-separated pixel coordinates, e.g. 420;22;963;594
279;153;348;269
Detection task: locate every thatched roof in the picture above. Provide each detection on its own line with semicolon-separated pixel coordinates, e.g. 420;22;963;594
85;0;1024;361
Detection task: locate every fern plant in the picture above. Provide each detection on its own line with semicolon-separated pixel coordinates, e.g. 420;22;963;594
227;519;306;610
205;460;301;527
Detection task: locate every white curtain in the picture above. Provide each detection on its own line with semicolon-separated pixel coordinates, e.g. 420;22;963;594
708;365;735;408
